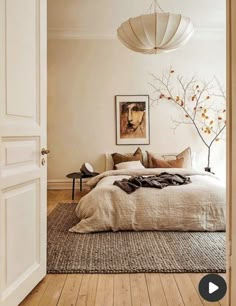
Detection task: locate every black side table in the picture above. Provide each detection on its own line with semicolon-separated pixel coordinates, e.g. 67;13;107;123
66;172;99;200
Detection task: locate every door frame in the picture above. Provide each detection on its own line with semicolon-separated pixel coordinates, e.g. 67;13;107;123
227;0;236;304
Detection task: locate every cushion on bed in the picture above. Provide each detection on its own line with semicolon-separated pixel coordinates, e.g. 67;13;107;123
150;155;184;168
115;160;145;170
105;147;193;171
111;147;142;168
146;151;164;168
162;147;192;168
147;147;192;168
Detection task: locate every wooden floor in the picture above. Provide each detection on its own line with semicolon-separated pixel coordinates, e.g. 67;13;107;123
21;190;227;306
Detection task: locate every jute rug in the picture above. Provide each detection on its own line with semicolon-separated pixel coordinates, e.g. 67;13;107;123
47;203;226;274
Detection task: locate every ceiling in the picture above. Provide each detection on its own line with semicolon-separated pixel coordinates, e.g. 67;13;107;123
48;0;226;36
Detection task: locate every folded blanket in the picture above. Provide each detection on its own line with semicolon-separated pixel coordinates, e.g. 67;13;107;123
113;172;191;194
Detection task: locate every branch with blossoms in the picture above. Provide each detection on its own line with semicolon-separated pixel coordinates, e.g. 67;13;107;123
149;69;226;169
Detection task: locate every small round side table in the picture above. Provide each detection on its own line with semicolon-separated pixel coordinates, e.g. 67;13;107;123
66;172;81;200
66;172;99;200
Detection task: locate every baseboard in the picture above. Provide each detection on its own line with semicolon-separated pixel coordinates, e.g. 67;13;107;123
47;179;89;190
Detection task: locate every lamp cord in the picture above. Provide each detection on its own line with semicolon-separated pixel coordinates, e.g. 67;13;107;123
148;0;165;14
147;0;165;51
155;0;165;13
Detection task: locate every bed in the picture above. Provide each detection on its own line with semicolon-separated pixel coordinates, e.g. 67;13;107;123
69;166;226;234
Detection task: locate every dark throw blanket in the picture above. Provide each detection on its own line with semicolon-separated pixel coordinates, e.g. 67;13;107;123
113;172;191;194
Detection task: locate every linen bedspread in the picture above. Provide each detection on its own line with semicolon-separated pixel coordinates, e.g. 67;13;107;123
69;168;226;233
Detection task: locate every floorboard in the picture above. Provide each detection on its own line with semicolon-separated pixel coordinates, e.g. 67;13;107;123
114;274;132;306
160;274;184;306
38;274;67;306
130;274;150;306
145;273;168;306
95;274;114;306
58;274;83;306
76;274;98;306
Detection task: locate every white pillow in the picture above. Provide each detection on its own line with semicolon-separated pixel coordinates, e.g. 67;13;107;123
115;160;145;170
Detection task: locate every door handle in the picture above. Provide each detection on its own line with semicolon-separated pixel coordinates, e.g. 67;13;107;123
41;148;50;155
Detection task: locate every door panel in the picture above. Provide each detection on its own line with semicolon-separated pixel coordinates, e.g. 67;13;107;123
1;137;40;173
6;0;37;118
5;181;39;286
0;0;47;305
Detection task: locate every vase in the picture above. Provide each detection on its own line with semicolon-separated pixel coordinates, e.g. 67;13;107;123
204;167;211;172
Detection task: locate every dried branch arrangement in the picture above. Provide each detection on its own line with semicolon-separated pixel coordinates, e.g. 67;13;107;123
149;69;226;170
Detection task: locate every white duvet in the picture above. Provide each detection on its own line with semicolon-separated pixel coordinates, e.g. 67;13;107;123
69;168;226;233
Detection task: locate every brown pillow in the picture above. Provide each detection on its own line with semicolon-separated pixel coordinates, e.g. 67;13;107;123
151;156;184;168
111;147;143;169
147;151;164;168
162;147;192;169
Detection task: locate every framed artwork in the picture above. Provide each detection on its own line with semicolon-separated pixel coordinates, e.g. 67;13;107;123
115;95;150;145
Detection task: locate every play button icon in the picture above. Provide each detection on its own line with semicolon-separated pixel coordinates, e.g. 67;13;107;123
199;274;227;302
209;282;219;294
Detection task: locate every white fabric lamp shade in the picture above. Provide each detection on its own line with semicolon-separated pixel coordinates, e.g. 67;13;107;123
117;13;194;54
80;162;94;175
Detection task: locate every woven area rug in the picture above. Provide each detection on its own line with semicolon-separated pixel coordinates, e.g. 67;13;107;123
47;203;226;274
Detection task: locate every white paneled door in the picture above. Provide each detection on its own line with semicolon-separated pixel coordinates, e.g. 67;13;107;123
0;0;47;305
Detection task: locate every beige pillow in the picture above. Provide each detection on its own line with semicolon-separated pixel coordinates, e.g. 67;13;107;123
111;147;143;168
151;156;184;168
116;160;145;170
162;147;192;169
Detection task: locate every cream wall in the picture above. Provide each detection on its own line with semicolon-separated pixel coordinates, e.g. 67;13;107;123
47;38;226;183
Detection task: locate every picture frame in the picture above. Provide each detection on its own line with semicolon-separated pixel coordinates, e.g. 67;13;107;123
115;95;150;145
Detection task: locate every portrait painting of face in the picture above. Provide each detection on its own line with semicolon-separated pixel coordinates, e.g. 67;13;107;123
120;102;146;138
116;96;150;145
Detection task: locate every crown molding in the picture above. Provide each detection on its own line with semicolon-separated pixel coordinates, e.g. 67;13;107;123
48;27;226;41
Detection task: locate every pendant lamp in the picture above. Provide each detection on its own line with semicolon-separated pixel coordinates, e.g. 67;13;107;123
117;1;194;54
